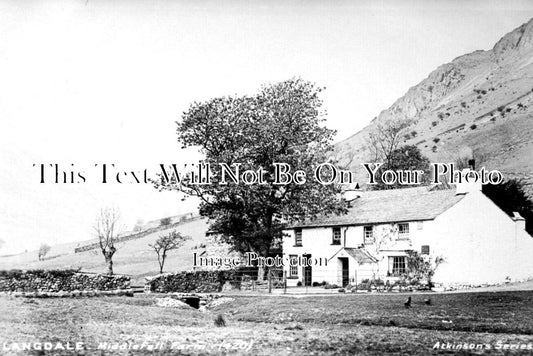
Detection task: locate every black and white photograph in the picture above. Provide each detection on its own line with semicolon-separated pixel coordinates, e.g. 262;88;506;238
1;1;533;355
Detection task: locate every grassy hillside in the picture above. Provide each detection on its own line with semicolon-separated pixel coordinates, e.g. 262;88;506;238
0;217;211;284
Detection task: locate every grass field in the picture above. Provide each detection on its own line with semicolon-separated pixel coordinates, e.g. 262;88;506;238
1;291;533;355
0;218;211;285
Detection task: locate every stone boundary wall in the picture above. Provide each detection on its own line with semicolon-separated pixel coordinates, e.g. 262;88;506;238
74;216;202;253
2;289;134;298
145;270;241;293
0;269;130;293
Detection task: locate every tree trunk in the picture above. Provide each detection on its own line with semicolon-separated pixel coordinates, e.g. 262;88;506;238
105;254;114;275
257;264;265;281
254;247;269;281
159;253;166;274
159;258;164;274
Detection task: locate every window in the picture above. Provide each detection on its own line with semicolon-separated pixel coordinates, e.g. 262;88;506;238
421;245;430;255
294;229;302;246
332;227;341;245
390;256;406;275
363;226;374;244
289;255;298;277
398;223;409;239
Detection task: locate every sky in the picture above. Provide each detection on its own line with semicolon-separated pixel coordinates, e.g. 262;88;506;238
1;0;533;254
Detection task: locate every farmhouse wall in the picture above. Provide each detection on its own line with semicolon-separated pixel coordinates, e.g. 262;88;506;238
429;190;533;285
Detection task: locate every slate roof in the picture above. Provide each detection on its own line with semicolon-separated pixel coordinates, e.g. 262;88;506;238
292;187;465;228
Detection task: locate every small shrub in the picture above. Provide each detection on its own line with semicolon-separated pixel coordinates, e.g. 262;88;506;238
506;108;512;113
324;283;339;289
437;113;445;119
160;217;172;226
38;244;51;261
497;105;505;112
410;130;417;137
433;137;440;143
373;279;385;286
431;121;438;127
361;283;372;291
470;124;477;130
296;281;302;287
214;314;226;327
284;324;304;330
461;102;467;108
432;146;437;152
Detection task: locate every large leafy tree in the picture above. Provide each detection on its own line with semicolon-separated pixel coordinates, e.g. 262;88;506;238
156;79;347;261
370;144;431;190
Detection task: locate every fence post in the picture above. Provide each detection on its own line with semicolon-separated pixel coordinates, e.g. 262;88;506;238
355;269;357;292
283;271;287;294
268;271;272;294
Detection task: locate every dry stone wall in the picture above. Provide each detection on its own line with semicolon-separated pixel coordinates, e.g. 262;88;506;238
145;270;240;293
0;269;130;293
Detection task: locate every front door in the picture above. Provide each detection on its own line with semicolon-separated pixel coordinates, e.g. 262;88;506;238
340;257;349;287
303;254;312;286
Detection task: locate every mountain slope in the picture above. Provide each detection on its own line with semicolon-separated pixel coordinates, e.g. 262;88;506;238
335;18;533;194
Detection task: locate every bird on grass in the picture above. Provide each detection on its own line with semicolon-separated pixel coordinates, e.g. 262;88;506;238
424;298;432;305
404;296;411;308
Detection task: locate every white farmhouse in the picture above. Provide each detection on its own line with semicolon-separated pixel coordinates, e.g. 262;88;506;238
282;182;533;287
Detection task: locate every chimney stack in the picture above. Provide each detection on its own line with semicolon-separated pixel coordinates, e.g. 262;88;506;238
512;212;526;231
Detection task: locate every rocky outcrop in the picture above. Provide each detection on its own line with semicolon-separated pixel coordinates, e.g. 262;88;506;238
493;18;533;62
335;18;533;195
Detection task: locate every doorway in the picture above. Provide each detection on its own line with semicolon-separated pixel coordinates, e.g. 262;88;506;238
339;257;349;287
303;254;312;286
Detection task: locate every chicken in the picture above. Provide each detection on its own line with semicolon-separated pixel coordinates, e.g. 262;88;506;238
404;296;411;308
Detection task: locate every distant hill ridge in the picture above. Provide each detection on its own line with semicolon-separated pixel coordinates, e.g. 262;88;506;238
335;18;533;196
74;212;201;253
